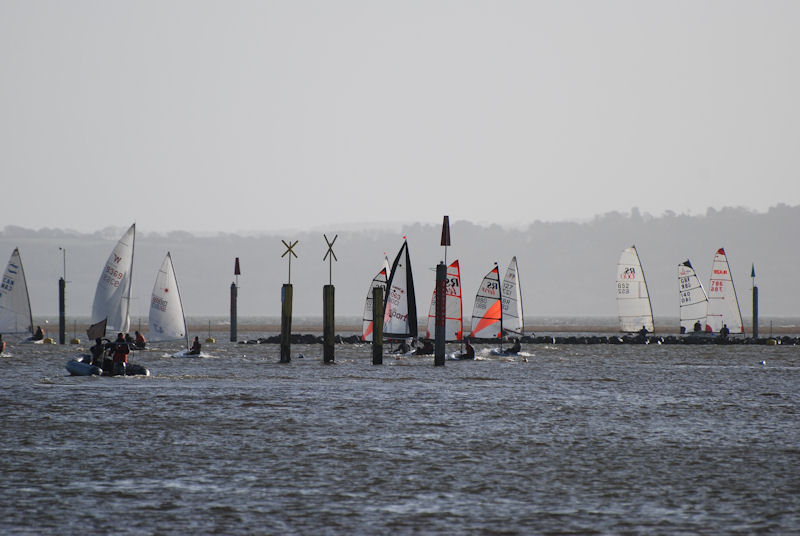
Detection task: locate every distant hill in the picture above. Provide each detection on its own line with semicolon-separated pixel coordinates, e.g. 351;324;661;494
1;204;797;327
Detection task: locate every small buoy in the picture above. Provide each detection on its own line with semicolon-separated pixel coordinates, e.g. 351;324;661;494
205;337;215;343
297;353;304;359
760;360;766;366
71;338;80;345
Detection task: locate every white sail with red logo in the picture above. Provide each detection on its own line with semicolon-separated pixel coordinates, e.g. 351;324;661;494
361;257;389;342
383;240;417;340
470;264;503;339
706;247;743;334
91;223;135;333
148;252;188;345
425;259;463;341
678;259;708;333
616;245;654;333
501;256;524;337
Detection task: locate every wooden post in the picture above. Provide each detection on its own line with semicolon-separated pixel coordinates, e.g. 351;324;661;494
280;284;293;363
58;277;66;345
323;284;335;363
372;286;383;365
230;282;238;342
752;286;759;339
434;262;446;366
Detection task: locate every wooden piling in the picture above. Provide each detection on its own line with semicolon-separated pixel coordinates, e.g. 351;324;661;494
753;286;759;339
372;286;383;365
230;282;238;342
434;262;446;366
280;284;293;363
323;284;335;363
58;277;66;345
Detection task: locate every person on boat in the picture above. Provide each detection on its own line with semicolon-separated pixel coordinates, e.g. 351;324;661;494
455;337;475;360
503;337;521;354
637;326;649;337
415;340;434;355
111;333;130;376
188;336;201;355
125;333;135;344
134;331;146;350
693;321;702;333
0;334;5;355
394;338;412;354
719;324;730;339
90;338;106;367
33;326;44;341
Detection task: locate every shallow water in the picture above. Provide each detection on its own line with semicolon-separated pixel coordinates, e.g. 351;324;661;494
1;336;799;534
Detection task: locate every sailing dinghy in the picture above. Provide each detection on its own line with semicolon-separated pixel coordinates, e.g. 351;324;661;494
146;252;194;357
706;248;744;334
91;224;135;333
678;259;709;334
361;257;390;342
0;248;34;340
383;240;417;350
616;245;655;333
424;259;463;343
470;264;503;339
501;256;524;337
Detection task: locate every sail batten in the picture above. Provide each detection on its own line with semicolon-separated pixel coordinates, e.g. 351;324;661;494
706;247;744;334
425;260;463;342
616;245;654;333
0;248;34;336
148;252;188;345
91;224;135;333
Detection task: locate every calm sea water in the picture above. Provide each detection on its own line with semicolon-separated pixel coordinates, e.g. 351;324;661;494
1;334;799;534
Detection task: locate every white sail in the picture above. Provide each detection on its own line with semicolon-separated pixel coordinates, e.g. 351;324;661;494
425;260;463;342
678;259;708;333
383;240;417;340
706;247;744;334
501;256;524;336
91;224;135;333
616;245;654;333
361;257;389;342
0;248;34;336
148;252;188;345
470;264;503;339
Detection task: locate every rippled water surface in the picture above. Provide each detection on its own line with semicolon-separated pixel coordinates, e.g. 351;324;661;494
2;336;799;534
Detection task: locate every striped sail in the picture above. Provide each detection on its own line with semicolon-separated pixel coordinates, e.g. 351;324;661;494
501;256;524;336
678;259;708;332
470;264;502;339
383;240;417;340
0;248;34;336
616;245;654;333
148;252;188;345
361;257;389;342
91;224;135;333
706;248;743;334
425;260;463;342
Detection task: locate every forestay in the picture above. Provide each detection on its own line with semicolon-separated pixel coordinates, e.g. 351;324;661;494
148;252;188;345
678;259;708;332
616;245;655;333
706;247;744;334
383;240;417;340
91;224;135;333
471;264;503;339
361;257;389;342
501;256;524;336
0;248;33;336
425;259;463;342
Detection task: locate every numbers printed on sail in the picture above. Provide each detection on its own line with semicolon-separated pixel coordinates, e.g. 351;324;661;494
617;282;630;295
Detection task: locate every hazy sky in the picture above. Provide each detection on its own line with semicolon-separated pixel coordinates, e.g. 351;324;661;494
2;1;799;233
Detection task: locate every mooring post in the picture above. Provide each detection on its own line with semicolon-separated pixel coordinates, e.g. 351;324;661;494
323;284;335;363
434;262;446;366
58;277;66;345
751;264;758;340
280;284;293;363
230;282;238;342
372;286;383;365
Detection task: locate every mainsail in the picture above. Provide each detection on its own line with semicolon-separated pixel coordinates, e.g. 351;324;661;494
91;223;135;333
616;245;655;333
501;256;524;336
148;252;188;345
470;264;503;339
0;248;34;336
383;240;417;340
424;260;463;341
361;257;389;342
706;247;744;334
678;259;708;332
